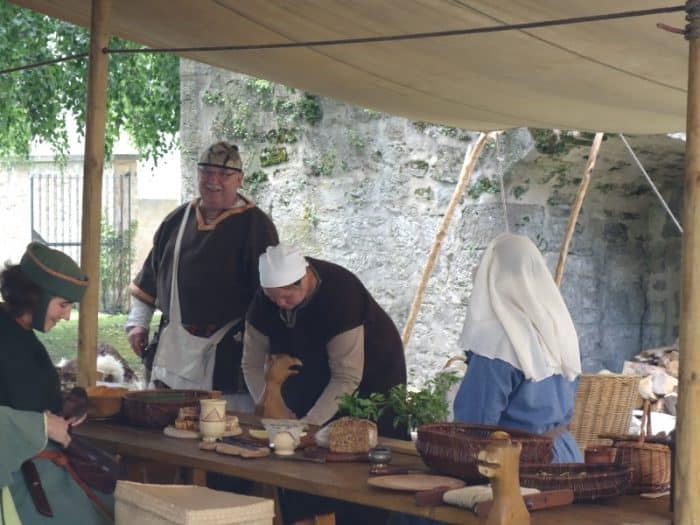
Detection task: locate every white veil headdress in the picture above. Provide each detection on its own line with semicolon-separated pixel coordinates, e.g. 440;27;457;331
459;233;581;382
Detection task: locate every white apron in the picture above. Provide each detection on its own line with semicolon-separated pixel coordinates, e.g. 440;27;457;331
150;204;238;390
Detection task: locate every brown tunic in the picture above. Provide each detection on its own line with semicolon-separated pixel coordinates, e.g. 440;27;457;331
131;198;278;391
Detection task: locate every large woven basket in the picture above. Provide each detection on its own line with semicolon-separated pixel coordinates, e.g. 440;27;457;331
415;423;553;483
123;390;214;428
570;374;641;451
519;463;632;502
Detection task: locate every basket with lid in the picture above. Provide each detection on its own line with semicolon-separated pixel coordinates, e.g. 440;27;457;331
415;423;553;483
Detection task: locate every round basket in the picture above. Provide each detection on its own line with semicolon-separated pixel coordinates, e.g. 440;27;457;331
613;440;671;494
519;463;632;502
123;390;213;428
415;423;553;483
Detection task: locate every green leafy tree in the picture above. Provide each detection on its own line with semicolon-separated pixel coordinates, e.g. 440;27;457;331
0;1;179;160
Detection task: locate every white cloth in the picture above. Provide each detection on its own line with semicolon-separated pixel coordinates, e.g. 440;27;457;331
150;204;237;390
443;485;540;509
125;296;155;332
258;244;308;288
459;233;581;382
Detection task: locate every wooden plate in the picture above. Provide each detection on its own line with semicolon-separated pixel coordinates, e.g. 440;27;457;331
367;474;465;492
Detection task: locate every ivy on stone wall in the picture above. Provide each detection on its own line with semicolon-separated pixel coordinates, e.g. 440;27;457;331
531;129;607;156
467;175;501;199
260;147;288;167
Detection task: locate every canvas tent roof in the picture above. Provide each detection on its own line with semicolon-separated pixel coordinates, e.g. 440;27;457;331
9;0;688;134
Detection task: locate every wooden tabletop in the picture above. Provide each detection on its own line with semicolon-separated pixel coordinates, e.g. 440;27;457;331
76;421;672;524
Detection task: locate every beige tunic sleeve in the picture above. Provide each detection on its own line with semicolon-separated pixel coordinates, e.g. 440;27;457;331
303;326;364;426
242;321;270;403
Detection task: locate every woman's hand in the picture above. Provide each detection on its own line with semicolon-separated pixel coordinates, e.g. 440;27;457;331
45;411;72;447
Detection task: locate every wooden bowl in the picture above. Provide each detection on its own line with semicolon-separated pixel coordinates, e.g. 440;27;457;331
86;386;129;419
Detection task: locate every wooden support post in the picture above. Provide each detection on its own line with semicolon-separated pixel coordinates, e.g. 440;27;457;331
401;132;490;347
676;6;700;521
77;0;112;387
554;132;604;287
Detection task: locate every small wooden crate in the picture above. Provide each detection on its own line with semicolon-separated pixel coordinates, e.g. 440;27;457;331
115;481;274;525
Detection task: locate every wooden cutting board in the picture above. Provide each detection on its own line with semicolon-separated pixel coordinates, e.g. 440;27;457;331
367;474;465;492
303;445;369;463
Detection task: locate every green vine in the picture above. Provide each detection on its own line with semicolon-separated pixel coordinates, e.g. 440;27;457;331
0;2;179;161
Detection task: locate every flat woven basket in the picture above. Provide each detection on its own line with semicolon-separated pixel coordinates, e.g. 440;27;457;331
570;374;641;451
123;389;213;428
519;463;632;502
415;423;553;483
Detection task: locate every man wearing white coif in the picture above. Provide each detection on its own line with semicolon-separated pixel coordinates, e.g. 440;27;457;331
242;244;407;438
453;232;584;463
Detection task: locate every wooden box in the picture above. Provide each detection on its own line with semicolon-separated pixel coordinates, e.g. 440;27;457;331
115;481;274;525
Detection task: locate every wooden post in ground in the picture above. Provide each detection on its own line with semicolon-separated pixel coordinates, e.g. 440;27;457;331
401;132;490;347
554;132;604;287
77;0;112;388
676;2;700;521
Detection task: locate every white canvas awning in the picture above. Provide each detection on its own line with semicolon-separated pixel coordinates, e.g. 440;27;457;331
9;0;688;133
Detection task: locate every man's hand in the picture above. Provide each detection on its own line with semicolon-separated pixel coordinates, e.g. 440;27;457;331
127;326;149;357
45;411;72;448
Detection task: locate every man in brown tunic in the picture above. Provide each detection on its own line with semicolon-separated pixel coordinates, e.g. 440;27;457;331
126;142;278;409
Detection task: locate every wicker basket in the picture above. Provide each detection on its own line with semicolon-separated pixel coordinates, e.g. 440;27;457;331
604;400;672;494
415;423;553;483
519;463;632;502
123;390;214;428
570;374;641;451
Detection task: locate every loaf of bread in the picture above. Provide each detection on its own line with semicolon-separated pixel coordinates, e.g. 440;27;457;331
328;417;378;454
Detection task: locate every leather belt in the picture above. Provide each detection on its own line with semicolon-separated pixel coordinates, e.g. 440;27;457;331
30;451;114;521
542;423;569;439
20;460;52;517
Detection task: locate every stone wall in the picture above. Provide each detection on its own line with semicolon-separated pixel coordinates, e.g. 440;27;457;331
180;59;683;385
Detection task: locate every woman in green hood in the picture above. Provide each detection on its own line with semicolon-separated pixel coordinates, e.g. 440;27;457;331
0;242;113;525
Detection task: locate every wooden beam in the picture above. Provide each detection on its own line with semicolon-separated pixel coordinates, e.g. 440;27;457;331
554;132;604;287
77;0;112;387
676;14;700;521
401;132;490;347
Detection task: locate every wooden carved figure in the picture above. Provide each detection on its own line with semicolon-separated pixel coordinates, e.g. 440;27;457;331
255;353;303;418
477;431;530;525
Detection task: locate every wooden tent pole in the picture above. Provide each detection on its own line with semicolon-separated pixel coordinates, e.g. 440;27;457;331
77;0;112;388
401;132;490;347
554;132;604;287
676;4;700;520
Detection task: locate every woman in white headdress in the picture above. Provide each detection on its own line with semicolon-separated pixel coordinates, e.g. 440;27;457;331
453;233;583;462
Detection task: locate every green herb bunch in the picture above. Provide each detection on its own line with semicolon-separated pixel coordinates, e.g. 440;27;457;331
388;372;461;431
337;391;386;421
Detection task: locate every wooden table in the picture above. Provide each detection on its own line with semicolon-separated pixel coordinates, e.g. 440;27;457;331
76;421;672;524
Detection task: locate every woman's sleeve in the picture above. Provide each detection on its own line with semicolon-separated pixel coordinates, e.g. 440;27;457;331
0;406;47;486
452;354;521;425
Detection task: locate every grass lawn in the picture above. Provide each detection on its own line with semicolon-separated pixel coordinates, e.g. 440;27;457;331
36;311;161;379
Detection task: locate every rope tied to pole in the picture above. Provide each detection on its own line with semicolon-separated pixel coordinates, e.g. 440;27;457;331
686;0;700;40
